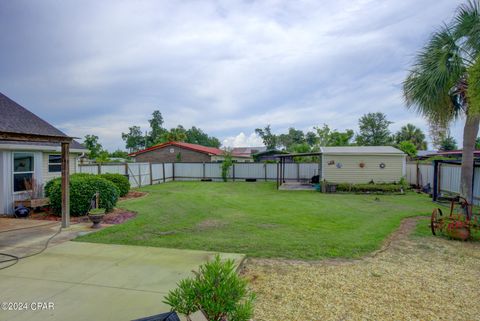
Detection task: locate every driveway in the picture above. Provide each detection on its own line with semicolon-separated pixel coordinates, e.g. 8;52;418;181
0;220;244;321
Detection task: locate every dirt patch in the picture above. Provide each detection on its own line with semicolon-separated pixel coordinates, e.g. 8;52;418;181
196;219;227;230
242;217;480;321
257;223;280;229
120;191;148;200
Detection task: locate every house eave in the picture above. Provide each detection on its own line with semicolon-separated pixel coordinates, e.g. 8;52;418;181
0;143;86;153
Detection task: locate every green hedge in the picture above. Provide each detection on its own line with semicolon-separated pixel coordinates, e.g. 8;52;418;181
45;174;119;216
99;173;130;197
335;183;405;193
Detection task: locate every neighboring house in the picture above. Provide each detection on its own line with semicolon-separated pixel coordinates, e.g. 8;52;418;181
320;146;406;184
0;93;87;215
231;146;266;158
129;141;252;163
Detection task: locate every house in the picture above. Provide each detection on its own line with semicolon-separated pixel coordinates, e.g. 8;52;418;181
277;146;406;185
128;141;253;163
0;93;87;216
231;146;266;158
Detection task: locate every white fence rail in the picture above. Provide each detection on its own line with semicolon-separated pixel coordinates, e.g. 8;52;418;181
79;162;320;188
406;162;480;205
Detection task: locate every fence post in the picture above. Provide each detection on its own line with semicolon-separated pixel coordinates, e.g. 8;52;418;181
173;163;175;181
162;163;166;183
297;163;300;182
138;163;142;188
149;163;153;185
124;163;128;177
264;163;267;182
276;162;279;189
232;163;235;181
432;160;439;201
203;162;206;179
97;163;101;174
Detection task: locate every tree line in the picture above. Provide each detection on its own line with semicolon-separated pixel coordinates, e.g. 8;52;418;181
121;110;221;152
254;112;451;157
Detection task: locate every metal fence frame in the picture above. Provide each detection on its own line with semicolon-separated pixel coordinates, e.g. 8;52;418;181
79;162;320;188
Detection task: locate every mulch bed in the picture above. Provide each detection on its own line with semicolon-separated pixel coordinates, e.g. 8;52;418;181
29;208;137;225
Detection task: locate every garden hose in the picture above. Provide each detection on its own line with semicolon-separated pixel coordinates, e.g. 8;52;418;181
0;224;63;270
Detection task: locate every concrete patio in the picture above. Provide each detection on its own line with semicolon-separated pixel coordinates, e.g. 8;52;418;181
0;219;244;321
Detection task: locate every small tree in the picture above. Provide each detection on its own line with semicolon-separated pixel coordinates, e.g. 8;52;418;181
398;140;417;157
221;151;233;182
355;112;393;146
439;135;458;151
163;255;255;321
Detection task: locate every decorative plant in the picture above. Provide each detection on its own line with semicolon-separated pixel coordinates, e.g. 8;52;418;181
163;255;255;321
221;151;233;182
88;208;106;215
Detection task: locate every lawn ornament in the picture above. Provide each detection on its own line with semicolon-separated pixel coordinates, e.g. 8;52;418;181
431;196;480;241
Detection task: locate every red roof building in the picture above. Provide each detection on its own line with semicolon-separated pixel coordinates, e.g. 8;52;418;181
129;141;252;163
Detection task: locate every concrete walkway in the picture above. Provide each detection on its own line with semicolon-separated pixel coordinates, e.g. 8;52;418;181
0;233;244;321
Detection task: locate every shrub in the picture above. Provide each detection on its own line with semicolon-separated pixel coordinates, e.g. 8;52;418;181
46;174;119;216
335;182;404;193
99;173;130;197
163;255;255;321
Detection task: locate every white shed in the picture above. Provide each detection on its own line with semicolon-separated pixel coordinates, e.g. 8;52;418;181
320;146;406;184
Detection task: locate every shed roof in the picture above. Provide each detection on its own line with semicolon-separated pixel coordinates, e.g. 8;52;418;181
320;146;404;155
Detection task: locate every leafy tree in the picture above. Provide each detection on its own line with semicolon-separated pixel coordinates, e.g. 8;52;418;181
147;110;167;147
255;125;277;150
278;127;305;150
403;0;480;201
355;112;393;146
439;135;458;151
96;150;111;163
109;149;129;158
122;126;145;153
398;140;417;157
221;151;233;182
315;124;354;147
305;131;318;146
83;135;103;159
185;126;221;147
160;126;188;143
394;124;428;150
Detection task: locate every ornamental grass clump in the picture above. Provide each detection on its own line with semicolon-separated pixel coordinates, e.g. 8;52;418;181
163;255;255;321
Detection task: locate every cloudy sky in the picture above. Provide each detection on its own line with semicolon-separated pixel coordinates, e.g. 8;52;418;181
0;0;466;150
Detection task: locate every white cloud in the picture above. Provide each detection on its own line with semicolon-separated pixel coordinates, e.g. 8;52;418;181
222;132;264;148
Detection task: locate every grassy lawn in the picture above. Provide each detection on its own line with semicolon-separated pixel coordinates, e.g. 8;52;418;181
76;182;439;259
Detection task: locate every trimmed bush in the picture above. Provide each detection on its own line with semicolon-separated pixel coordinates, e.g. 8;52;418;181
99;173;130;197
335;182;404;193
46;174;119;216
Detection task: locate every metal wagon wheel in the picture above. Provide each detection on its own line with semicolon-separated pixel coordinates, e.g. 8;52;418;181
431;208;444;236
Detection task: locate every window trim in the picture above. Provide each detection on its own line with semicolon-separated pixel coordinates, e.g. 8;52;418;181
12;152;35;193
48;154;62;173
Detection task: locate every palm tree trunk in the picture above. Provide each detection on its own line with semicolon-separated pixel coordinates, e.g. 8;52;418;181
460;113;480;202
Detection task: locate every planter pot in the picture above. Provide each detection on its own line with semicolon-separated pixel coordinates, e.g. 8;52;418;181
88;214;105;229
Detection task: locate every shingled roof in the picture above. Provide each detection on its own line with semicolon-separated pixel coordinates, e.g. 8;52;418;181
0;92;69;138
0;92;86;150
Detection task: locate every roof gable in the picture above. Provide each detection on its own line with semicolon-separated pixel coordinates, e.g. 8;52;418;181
0;93;69;138
129;141;226;157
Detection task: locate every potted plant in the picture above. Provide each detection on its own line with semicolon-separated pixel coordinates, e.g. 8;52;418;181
88;208;106;228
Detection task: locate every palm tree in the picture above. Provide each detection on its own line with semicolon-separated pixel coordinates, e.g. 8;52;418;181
403;0;480;202
394;124;428;150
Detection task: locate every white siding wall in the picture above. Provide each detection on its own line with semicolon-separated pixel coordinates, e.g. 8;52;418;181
322;154;405;184
42;153;79;183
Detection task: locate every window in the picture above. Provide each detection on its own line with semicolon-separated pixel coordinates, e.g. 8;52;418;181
13;152;34;192
48;154;62;172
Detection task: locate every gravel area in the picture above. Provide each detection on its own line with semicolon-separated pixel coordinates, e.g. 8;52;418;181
242;218;480;321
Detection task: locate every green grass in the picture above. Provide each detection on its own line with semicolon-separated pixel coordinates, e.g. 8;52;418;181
75;182;438;259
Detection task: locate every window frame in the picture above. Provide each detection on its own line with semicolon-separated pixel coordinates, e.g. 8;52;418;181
48;154;62;173
12;152;35;193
